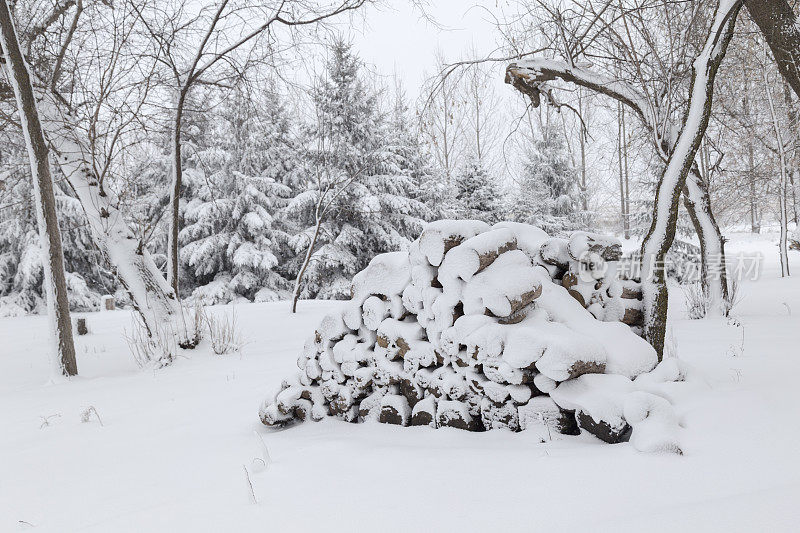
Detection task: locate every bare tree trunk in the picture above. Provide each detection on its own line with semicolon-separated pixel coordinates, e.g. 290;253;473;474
617;102;627;237
640;1;741;358
621;104;631;239
743;91;761;233
764;61;791;277
782;82;800;223
474;79;482;163
624;156;631;237
292;214;323;314
578;89;588;212
167;89;187;296
684;167;729;313
0;0;77;376
442;90;453;183
748;142;760;233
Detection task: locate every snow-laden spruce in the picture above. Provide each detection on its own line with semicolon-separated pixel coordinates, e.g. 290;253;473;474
260;219;691;452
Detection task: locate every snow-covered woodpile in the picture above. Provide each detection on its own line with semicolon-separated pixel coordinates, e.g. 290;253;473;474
260;220;688;452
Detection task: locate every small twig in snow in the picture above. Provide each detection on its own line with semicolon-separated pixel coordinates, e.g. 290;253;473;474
242;464;258;504
80;406;104;426
725;319;745;357
39;414;61;429
537;412;552;443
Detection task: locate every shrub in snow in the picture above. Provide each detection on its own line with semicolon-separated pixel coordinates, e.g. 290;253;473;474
682;282;710;320
80;406;103;426
124;314;177;368
206;310;244;355
683;277;740;320
259;219;692;453
176;303;205;349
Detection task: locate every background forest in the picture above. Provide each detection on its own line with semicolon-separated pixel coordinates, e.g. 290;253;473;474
0;0;795;315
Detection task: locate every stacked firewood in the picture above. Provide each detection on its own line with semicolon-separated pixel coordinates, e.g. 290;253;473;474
260;220;685;449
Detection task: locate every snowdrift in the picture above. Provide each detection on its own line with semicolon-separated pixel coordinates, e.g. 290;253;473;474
260;220;687;452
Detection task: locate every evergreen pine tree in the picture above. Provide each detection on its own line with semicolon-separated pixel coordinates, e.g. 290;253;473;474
178;86;293;304
452;156;505;223
0;148;110;314
510;132;585;235
386;82;441;220
285;40;428;300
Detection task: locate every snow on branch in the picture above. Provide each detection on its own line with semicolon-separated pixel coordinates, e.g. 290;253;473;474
505;58;656;131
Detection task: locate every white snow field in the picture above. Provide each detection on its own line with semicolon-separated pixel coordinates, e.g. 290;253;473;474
2;233;800;532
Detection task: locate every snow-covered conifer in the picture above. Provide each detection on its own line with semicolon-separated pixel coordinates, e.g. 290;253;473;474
452;156;505;223
0;149;110;314
179;87;293;303
285;40;428;301
509;132;585;235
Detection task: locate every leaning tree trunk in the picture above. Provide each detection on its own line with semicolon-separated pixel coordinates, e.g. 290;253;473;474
44;100;182;344
640;0;742;357
0;46;183;366
505;47;730;327
0;0;77;377
683;166;729;314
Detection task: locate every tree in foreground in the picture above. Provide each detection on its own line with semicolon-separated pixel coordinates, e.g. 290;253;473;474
0;3;184;365
636;1;742;356
505;0;743;357
0;0;76;376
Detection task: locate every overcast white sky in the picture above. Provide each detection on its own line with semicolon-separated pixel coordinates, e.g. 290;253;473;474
340;1;619;213
349;1;509;98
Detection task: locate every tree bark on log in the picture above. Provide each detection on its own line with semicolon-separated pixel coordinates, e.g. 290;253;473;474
0;0;77;376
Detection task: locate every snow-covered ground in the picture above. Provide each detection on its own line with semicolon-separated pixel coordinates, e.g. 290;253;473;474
2;232;799;532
